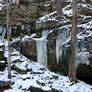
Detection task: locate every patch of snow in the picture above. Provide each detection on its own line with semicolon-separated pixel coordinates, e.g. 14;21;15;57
36;11;57;23
78;21;92;30
62;3;72;17
0;41;4;46
77;30;92;39
12;38;20;43
0;60;6;63
22;33;36;42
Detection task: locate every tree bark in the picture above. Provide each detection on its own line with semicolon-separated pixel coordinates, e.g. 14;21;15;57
6;0;11;79
68;0;77;82
16;0;20;6
56;0;62;19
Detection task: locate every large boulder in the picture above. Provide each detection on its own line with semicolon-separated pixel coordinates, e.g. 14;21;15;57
20;38;37;61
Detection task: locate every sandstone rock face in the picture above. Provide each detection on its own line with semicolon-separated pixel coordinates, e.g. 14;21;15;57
11;4;38;23
0;0;57;25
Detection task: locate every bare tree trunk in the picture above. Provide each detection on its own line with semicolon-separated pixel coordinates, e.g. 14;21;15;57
56;0;62;19
6;0;11;79
68;0;77;82
16;0;20;6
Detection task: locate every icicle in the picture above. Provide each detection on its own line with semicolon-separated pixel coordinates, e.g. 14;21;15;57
42;30;49;38
0;25;6;38
21;24;24;31
26;24;31;35
35;39;48;68
10;26;11;35
13;26;17;30
0;25;3;36
34;30;49;68
2;27;6;38
56;29;66;63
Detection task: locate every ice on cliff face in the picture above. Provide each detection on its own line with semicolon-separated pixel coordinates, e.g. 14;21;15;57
34;30;49;68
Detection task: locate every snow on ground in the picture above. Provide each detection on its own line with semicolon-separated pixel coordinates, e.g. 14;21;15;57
0;39;92;92
62;3;72;17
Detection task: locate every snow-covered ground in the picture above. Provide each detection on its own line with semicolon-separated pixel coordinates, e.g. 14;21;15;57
0;39;92;92
0;0;92;92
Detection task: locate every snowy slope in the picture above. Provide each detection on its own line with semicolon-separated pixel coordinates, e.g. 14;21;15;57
0;39;92;92
0;0;92;92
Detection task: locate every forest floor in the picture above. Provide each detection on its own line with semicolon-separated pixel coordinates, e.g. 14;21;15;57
0;39;92;92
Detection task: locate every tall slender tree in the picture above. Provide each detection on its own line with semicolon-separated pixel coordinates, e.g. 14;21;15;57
68;0;77;82
6;0;11;79
16;0;20;6
56;0;62;19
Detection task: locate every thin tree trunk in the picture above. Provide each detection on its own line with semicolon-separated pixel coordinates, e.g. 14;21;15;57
6;0;11;79
56;0;62;19
16;0;20;6
68;0;77;82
